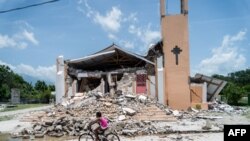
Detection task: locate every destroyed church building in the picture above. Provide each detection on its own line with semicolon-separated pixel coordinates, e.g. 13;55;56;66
56;44;155;104
56;0;227;110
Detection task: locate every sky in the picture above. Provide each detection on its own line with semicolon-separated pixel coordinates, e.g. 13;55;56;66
0;0;250;83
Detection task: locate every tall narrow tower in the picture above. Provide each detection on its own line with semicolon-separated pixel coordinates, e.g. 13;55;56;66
160;0;191;110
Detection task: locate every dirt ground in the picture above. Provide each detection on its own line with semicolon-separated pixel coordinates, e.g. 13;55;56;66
0;105;52;133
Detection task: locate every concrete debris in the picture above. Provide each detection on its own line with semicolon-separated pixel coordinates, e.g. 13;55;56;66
123;108;136;116
165;109;172;115
94;92;103;98
176;134;183;140
116;90;123;96
125;94;136;99
118;115;126;121
138;95;147;103
35;134;44;138
208;101;246;114
34;125;42;131
104;102;112;107
196;116;223;120
14;91;245;139
202;120;212;130
122;129;138;136
189;107;199;113
173;110;181;117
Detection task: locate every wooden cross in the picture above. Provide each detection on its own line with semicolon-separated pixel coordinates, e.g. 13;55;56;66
171;46;182;65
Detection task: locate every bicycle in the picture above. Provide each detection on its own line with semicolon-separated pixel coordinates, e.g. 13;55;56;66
78;127;120;141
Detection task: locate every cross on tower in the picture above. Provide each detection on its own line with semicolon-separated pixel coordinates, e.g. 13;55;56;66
171;46;182;65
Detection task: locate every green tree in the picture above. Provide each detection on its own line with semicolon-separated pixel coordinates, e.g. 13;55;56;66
34;80;48;92
243;84;250;93
48;85;55;91
0;65;55;103
0;84;10;101
223;83;246;105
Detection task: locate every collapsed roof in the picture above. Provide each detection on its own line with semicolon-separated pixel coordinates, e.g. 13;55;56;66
67;44;154;71
191;73;227;102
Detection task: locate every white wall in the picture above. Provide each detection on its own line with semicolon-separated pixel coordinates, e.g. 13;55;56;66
157;56;165;104
56;56;65;104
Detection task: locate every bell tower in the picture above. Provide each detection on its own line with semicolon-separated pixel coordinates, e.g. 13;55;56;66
160;0;191;110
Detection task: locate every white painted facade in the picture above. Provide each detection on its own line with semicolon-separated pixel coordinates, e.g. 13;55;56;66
157;56;164;104
56;56;65;104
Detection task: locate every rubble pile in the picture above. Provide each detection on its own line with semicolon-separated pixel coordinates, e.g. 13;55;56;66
208;101;246;114
116;73;135;95
12;93;177;139
11;93;245;139
12;116;90;139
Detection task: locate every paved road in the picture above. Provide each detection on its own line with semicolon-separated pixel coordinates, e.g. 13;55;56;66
0;105;53;117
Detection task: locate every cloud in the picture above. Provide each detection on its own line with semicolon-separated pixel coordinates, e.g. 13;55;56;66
93;7;122;32
0;60;56;82
15;20;34;30
79;0;122;33
78;0;160;52
0;60;15;69
21;30;39;45
0;29;39;49
108;33;117;40
119;40;134;49
0;35;17;49
82;0;94;18
123;13;138;23
196;30;247;75
16;64;56;82
128;24;161;51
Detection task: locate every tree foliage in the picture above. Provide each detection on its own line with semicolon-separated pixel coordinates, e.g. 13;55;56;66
212;68;250;105
0;65;55;103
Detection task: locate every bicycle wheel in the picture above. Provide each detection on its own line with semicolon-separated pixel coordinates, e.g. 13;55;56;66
78;133;94;141
105;133;120;141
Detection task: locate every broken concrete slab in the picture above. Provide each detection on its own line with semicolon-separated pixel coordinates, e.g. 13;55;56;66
196;116;223;119
104;102;112;107
95;92;103;98
35;133;44;138
122;129;138;136
125;94;136;99
122;108;136;116
138;95;147;103
118;115;126;121
173;110;181;116
34;125;42;131
165;109;172;115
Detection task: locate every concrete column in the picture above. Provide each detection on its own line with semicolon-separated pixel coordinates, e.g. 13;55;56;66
160;0;166;16
157;56;164;104
181;0;188;14
202;82;207;103
56;56;65;104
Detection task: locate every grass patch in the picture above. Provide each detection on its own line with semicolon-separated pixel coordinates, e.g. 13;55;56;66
0;104;49;112
0;115;14;121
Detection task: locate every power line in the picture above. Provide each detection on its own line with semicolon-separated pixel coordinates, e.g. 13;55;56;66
0;0;61;14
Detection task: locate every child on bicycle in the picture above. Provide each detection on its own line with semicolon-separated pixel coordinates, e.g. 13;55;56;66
88;112;109;141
